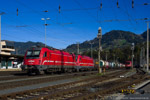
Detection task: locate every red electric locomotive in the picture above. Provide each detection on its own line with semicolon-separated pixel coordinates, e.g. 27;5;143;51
24;47;94;75
125;61;132;69
76;55;94;71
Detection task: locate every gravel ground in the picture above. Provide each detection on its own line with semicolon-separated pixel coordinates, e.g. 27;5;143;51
139;82;150;93
0;78;77;95
0;69;21;71
0;70;122;96
106;73;150;100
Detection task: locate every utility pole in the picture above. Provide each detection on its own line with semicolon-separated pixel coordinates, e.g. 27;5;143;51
97;27;102;73
41;18;50;47
114;54;115;63
131;43;135;69
0;12;5;69
0;12;5;54
77;42;80;54
140;47;146;68
106;51;108;61
0;14;1;69
16;48;18;55
146;21;150;72
0;14;1;55
89;42;94;58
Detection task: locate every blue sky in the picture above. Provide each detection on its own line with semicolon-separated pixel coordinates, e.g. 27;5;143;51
0;0;150;49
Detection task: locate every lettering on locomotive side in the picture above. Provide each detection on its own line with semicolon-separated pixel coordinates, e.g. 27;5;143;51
28;60;35;62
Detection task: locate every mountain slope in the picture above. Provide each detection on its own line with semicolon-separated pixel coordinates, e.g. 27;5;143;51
66;30;145;53
4;29;149;55
141;29;150;40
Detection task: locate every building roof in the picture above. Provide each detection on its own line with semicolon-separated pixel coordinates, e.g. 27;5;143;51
1;40;14;47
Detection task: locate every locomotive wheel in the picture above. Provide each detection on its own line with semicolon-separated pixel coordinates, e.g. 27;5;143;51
44;70;49;74
27;71;32;76
36;70;44;75
27;69;35;76
61;68;65;73
67;69;72;73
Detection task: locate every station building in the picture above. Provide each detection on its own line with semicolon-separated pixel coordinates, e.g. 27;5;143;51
0;40;23;69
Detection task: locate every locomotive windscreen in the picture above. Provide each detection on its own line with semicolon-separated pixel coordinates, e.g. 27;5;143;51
125;61;131;64
26;50;40;58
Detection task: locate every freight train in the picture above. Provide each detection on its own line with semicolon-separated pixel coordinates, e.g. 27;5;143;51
23;47;95;75
94;60;125;68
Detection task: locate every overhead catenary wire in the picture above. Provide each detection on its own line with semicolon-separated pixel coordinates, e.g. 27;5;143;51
2;0;87;43
1;0;149;48
0;9;71;45
40;0;93;41
121;0;137;31
73;0;98;22
15;0;91;42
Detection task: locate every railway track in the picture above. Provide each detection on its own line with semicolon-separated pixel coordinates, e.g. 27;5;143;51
69;73;150;100
0;69;121;90
0;71;25;76
0;70;128;100
0;68;120;82
0;71;100;90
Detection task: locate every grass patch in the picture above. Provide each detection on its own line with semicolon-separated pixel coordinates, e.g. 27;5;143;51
97;73;104;76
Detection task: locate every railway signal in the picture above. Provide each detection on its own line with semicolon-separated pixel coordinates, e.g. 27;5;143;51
131;43;134;69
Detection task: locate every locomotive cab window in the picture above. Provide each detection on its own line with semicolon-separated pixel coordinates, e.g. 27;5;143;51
27;51;32;56
79;58;81;61
75;55;78;61
26;50;40;58
43;52;47;57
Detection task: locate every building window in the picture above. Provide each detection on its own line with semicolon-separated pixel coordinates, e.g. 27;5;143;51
1;61;6;67
8;61;12;66
2;45;14;49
